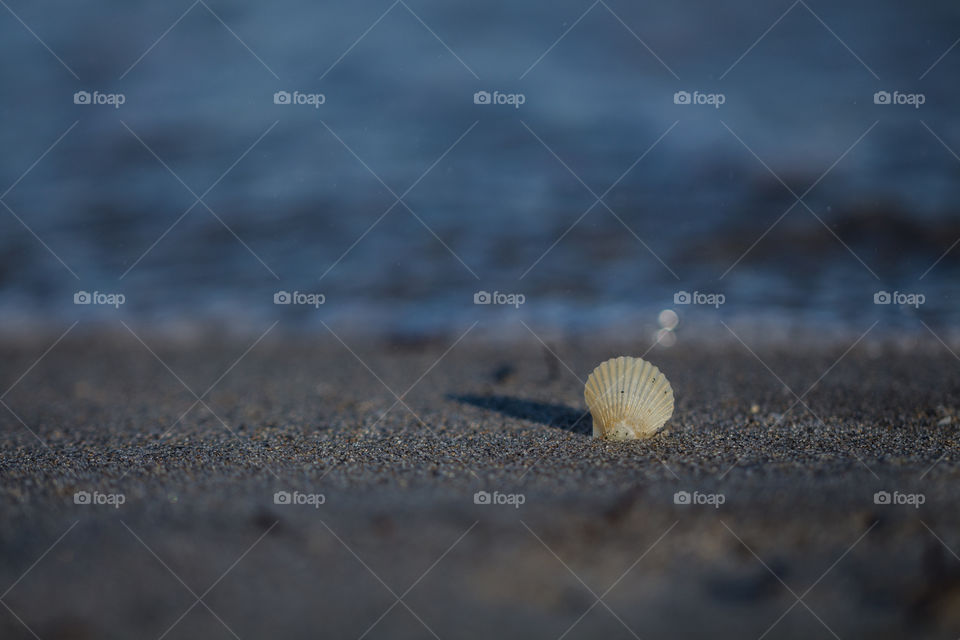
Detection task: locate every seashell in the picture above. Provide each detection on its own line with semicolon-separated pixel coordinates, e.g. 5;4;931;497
584;356;674;440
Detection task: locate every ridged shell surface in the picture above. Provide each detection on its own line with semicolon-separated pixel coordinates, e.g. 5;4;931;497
584;356;674;440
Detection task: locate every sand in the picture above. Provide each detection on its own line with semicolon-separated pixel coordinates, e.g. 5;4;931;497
0;328;958;639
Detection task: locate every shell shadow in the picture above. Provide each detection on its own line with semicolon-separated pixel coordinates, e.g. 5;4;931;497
451;394;591;435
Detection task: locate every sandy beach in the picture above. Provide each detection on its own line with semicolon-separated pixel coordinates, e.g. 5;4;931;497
2;0;958;637
1;329;957;639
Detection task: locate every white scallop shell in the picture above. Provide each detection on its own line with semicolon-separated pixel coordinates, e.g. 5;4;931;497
584;356;674;440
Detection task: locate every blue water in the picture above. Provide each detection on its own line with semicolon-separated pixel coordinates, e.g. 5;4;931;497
1;0;958;336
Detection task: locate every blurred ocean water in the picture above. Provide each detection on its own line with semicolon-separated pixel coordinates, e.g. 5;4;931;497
0;0;958;336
